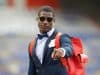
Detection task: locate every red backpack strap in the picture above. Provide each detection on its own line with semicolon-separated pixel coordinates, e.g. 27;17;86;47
55;32;62;48
28;39;35;56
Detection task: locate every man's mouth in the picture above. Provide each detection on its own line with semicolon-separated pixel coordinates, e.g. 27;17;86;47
42;27;48;29
40;26;48;29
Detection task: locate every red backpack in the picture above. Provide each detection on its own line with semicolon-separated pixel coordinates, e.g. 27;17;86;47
28;32;88;75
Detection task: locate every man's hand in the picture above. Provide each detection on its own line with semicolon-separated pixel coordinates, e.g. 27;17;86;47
51;48;64;59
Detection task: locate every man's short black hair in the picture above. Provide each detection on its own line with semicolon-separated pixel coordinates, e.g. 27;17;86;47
38;6;55;17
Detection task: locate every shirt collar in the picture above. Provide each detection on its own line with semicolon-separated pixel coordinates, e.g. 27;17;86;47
47;28;55;37
38;28;55;37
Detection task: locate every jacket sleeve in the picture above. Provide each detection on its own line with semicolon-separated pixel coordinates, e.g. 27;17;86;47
60;34;73;57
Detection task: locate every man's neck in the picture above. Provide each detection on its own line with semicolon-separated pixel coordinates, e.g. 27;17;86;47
39;28;55;37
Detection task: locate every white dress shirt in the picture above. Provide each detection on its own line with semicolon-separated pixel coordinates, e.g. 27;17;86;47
36;28;55;63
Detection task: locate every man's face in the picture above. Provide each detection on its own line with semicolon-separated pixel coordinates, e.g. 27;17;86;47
37;11;55;34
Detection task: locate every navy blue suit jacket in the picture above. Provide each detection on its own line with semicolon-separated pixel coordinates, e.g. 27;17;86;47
28;30;73;75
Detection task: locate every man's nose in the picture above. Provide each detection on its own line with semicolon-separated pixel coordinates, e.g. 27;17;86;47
43;19;48;23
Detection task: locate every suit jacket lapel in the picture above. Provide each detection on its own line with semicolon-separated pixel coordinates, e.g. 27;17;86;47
32;38;42;66
42;30;58;65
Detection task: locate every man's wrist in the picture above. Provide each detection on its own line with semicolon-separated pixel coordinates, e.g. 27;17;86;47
58;48;66;57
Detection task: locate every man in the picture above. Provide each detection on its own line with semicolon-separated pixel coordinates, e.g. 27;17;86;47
28;6;73;75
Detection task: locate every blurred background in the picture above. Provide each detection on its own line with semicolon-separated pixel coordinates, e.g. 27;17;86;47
0;0;100;75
